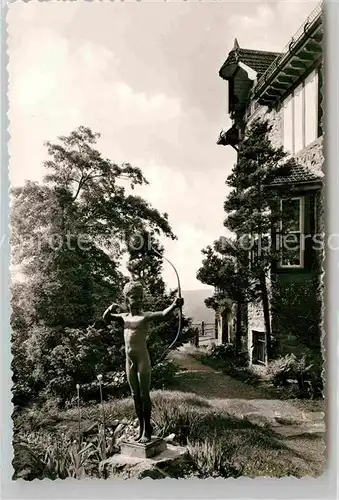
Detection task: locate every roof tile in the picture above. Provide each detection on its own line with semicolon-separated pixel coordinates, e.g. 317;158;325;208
271;163;323;185
220;48;281;78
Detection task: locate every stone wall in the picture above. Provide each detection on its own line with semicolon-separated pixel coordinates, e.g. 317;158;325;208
246;104;283;149
215;308;234;345
295;136;324;175
216;313;223;346
246;105;324;177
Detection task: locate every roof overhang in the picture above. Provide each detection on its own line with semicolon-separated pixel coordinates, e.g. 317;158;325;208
252;6;323;105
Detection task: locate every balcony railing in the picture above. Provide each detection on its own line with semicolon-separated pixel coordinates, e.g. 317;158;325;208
252;1;323;99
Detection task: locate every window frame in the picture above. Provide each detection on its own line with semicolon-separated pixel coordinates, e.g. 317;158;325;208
252;330;267;365
278;196;305;269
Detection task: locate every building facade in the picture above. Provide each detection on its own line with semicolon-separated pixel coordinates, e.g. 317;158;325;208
217;3;324;364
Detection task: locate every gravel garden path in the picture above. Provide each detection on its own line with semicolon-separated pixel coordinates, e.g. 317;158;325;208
169;346;325;442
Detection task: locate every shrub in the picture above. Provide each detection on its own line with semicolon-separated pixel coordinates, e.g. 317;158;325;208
78;371;129;402
266;354;295;386
210;343;236;361
13;315;194;410
152;399;199;443
211;344;248;366
266;354;314;393
271;279;322;358
187;438;243;478
12;432;98;480
151;360;178;390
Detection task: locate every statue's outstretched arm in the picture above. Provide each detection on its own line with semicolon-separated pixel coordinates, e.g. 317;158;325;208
102;303;125;323
144;297;184;321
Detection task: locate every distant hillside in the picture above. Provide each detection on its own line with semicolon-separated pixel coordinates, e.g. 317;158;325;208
182;288;215;325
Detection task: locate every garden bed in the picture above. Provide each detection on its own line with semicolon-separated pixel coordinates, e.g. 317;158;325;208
13;389;324;480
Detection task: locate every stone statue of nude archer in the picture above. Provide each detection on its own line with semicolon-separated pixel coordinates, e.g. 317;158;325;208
102;281;184;443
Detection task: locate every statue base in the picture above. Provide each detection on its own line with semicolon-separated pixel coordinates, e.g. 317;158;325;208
120;437;167;459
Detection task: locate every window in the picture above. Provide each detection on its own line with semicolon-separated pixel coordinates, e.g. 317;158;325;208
305;70;318;145
282;69;319;155
278;197;304;268
283;94;293;154
252;331;266;365
293;84;303;153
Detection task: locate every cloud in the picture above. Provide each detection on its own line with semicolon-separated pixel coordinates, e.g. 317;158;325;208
8;23;220;290
227;4;276;49
131;159;231;289
227;1;319;52
9;27;182;185
10;29;181;127
114;83;181;124
8;1;316;291
10;29;69;112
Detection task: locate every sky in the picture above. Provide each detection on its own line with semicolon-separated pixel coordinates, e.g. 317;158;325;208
8;0;318;290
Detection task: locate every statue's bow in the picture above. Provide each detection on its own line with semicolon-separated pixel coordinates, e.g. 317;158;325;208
153;251;182;364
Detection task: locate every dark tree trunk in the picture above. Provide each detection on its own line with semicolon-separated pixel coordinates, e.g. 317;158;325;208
235;301;242;354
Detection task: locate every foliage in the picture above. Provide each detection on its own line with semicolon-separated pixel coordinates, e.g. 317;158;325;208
13;432;98;480
209;343;236;361
270;278;323;397
13;390;323;479
187;439;243;478
191;347;264;389
12;320;184;409
77;372;129;403
127;230;167;300
11;126;174;329
150;361;178;390
271;278;322;355
197;239;250;304
265;353;323;398
12;420;125;481
11;126;186;409
208;344;248;369
12;322;128;407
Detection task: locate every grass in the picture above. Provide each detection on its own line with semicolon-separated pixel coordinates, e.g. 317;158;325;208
13;389;324;479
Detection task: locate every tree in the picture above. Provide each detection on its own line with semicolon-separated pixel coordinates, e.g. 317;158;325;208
197;237;249;353
127;230;166;303
11;126;178;406
127;230;194;363
11;126;175;328
223;118;292;359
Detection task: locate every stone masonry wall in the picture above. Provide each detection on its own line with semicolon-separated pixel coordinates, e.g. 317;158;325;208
294;136;323;175
246;104;283;149
247;105;324;177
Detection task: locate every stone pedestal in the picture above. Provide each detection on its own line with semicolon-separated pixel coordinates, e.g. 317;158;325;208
120;437;167;459
100;443;189;479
